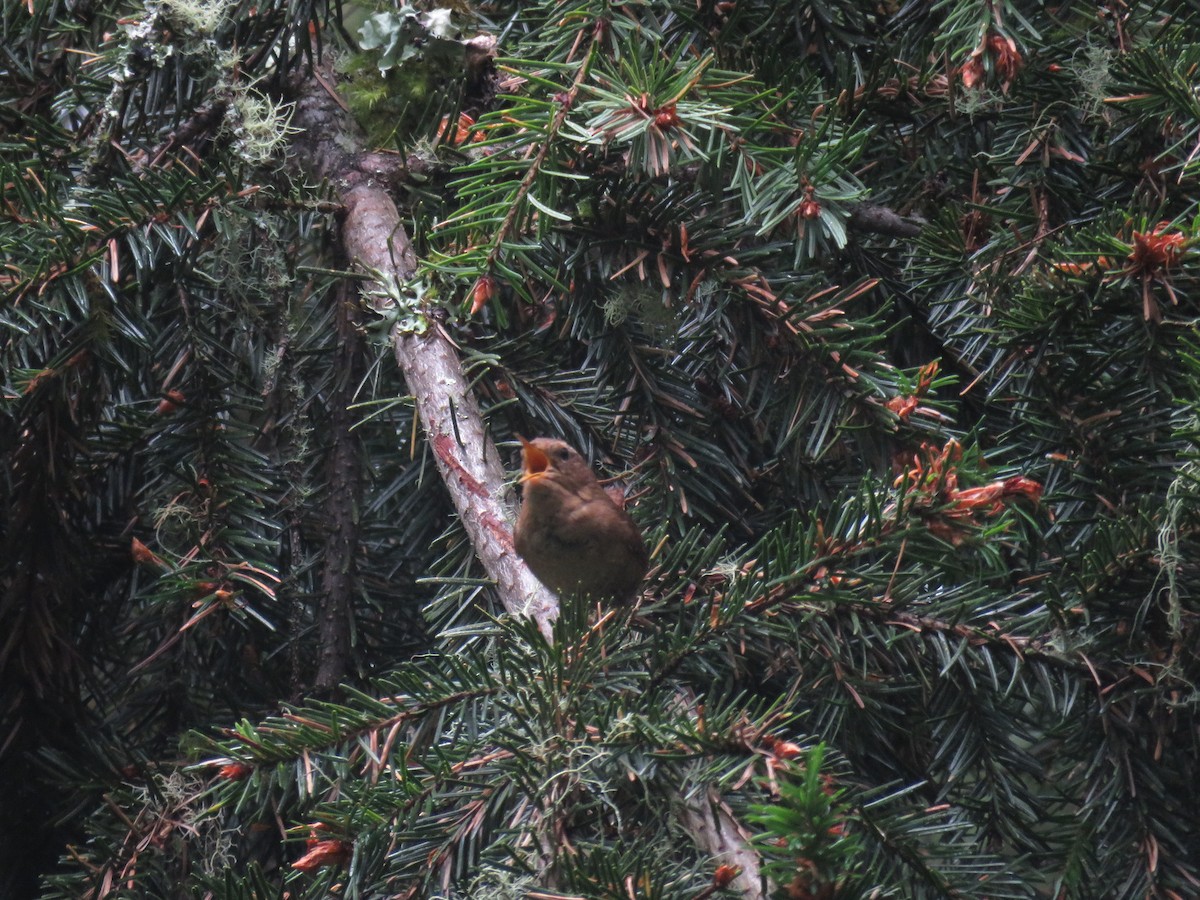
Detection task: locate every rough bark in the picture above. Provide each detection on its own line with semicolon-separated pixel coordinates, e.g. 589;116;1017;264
676;785;768;900
314;281;363;694
289;65;556;639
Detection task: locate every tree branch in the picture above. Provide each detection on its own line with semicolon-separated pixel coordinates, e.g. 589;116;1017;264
314;280;363;694
675;784;767;900
288;64;556;639
847;202;927;239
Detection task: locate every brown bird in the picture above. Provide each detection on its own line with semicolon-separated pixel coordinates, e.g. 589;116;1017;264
513;437;648;603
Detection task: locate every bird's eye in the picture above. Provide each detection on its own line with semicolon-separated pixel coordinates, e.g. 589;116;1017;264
556;449;571;462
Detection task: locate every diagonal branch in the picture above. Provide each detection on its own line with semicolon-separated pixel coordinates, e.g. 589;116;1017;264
288;64;556;639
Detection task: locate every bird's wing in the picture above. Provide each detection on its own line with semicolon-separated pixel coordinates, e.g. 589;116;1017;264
556;490;618;538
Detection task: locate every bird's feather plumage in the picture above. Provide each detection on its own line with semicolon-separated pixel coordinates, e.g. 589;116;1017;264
513;437;648;602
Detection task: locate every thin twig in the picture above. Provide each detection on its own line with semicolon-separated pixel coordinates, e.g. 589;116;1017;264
482;23;601;274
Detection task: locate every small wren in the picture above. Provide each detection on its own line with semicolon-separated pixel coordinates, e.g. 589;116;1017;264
513;437;648;603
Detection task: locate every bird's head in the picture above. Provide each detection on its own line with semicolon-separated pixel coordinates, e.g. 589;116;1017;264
518;436;593;490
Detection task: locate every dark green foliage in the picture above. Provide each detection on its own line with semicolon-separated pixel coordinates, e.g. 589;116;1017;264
749;743;862;896
5;0;1200;897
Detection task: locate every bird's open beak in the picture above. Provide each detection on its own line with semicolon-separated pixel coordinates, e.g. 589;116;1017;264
518;436;549;482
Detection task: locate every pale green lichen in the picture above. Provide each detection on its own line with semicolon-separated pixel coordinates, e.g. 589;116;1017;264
1075;44;1114;118
365;273;432;335
602;282;680;330
159;0;232;38
225;84;296;166
1156;449;1199;643
130;770;234;877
